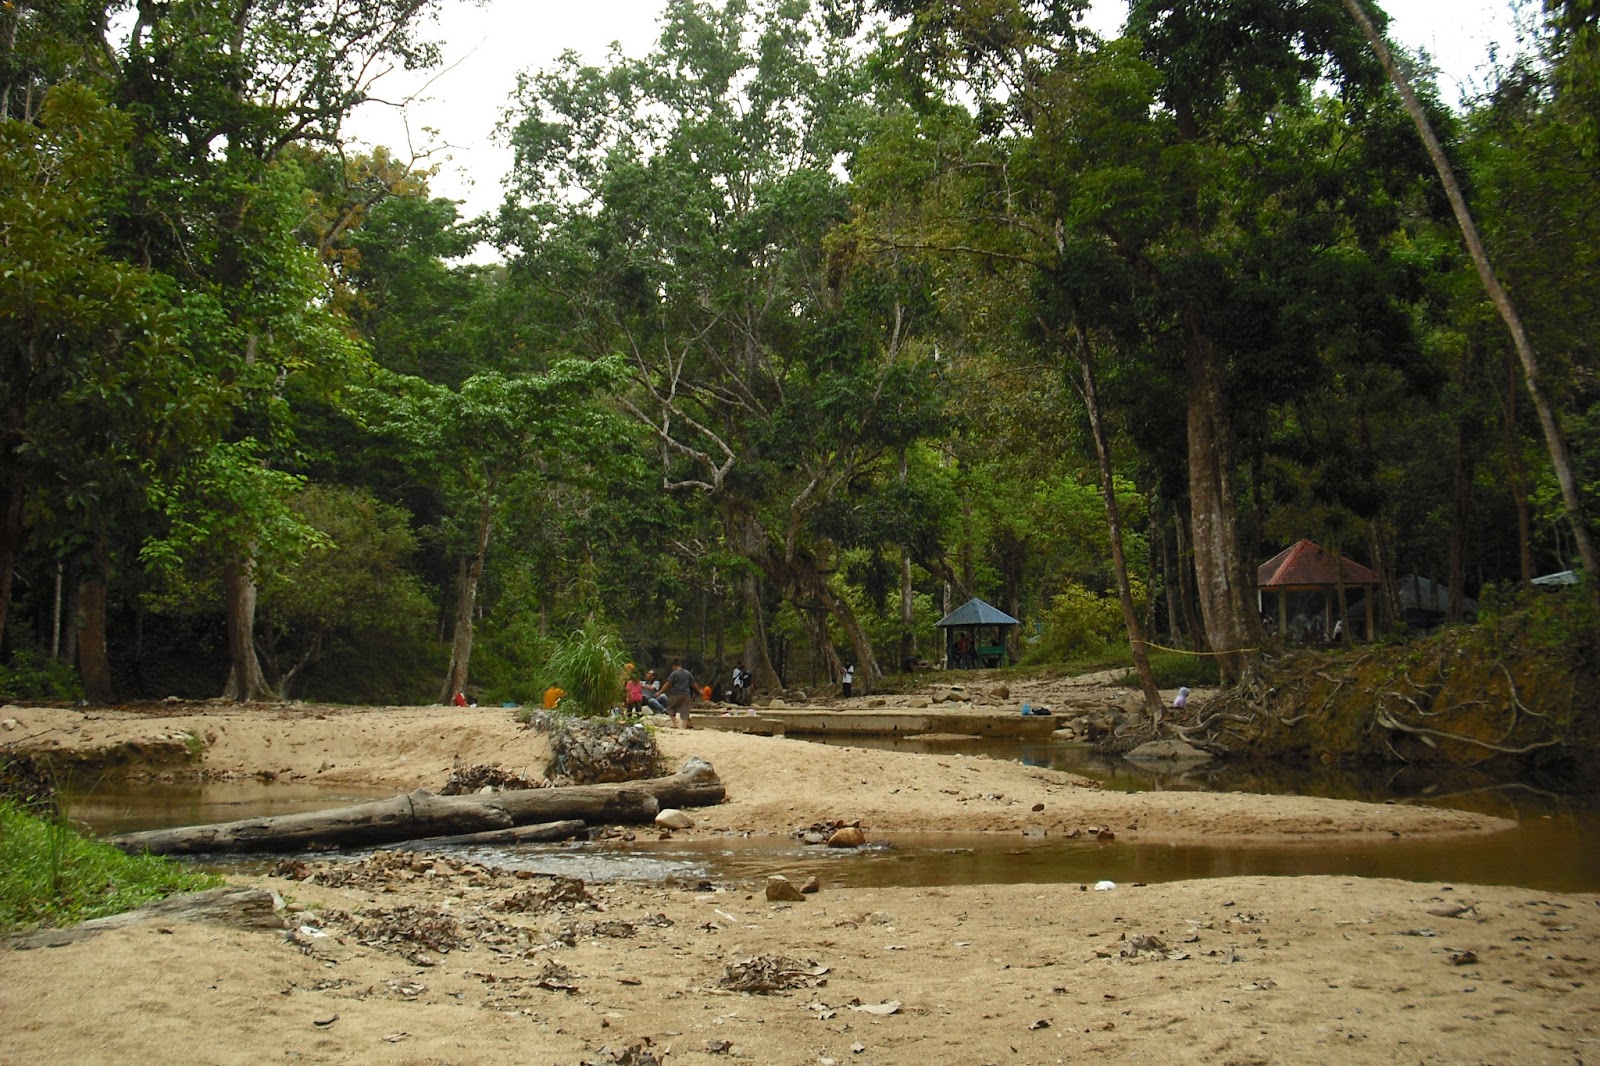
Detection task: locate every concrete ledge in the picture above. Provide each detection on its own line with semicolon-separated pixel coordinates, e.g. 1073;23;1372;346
686;714;785;736
736;708;1060;739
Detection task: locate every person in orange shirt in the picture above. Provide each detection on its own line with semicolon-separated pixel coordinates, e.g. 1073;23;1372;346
542;685;566;710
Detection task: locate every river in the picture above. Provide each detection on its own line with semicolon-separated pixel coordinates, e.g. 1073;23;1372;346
65;736;1600;893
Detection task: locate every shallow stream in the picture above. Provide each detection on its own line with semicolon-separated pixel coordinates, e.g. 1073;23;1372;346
66;737;1600;893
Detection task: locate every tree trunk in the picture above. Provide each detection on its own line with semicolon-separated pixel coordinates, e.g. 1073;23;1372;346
741;571;780;694
1183;309;1262;682
1498;351;1534;583
900;546;916;671
440;495;493;703
107;760;726;856
222;552;274;701
1075;324;1164;718
1172;504;1204;647
76;541;114;702
803;606;843;687
51;560;64;659
725;505;788;693
1369;523;1400;634
0;475;21;653
1155;499;1181;644
1449;414;1473;623
800;557;880;691
899;449;916;672
1341;0;1598;577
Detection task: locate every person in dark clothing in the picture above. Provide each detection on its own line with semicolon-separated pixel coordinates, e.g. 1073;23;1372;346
661;661;697;729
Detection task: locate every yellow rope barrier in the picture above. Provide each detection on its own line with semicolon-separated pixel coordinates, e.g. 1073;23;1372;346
1135;640;1263;657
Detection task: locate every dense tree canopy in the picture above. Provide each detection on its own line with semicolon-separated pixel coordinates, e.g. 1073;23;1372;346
0;0;1594;705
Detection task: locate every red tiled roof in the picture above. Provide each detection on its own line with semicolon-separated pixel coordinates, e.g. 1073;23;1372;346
1257;539;1381;589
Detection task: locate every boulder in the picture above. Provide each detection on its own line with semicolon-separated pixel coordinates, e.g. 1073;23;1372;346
827;826;866;848
765;875;807;902
655;808;696;829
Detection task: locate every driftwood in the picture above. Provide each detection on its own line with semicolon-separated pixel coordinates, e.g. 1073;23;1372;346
105;758;725;856
416;819;587;847
5;887;284;951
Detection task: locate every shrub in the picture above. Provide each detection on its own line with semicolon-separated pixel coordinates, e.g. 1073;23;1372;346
0;648;83;702
1021;581;1144;665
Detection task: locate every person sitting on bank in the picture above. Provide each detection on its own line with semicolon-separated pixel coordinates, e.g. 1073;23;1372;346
623;664;645;715
953;633;974;669
660;661;697;729
640;669;667;713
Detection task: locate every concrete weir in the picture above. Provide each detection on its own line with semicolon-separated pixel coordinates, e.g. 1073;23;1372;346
688;706;1061;739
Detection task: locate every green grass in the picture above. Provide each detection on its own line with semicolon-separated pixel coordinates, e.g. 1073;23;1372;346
0;798;221;933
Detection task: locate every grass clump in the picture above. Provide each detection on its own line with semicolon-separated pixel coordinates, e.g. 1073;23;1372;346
545;624;629;717
0;797;221;933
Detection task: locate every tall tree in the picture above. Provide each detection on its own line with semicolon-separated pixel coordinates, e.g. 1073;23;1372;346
1340;0;1598;576
498;0;945;692
103;0;451;699
356;361;630;703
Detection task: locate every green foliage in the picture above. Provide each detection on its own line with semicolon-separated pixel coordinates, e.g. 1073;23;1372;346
255;484;433;695
297;632;446;706
0;649;83;702
472;616;560;708
545;624;630;717
1115;648;1222;689
140;439;323;587
0;798;220;933
1022;580;1145;664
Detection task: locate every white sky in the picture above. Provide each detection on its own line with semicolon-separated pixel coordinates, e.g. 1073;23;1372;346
344;0;1532;226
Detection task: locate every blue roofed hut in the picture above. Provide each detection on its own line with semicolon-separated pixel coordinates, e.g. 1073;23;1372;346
935;597;1021;668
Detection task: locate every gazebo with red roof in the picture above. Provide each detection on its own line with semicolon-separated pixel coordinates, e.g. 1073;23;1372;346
1257;539;1381;642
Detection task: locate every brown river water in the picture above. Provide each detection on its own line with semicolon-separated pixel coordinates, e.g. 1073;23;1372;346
65;737;1600;893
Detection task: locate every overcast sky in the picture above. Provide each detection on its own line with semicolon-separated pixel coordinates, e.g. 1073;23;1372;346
344;0;1532;225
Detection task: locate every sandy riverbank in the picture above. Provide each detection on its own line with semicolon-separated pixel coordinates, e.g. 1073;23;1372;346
4;697;1597;1064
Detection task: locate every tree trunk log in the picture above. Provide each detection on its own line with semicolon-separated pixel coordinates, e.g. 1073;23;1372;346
106;759;725;856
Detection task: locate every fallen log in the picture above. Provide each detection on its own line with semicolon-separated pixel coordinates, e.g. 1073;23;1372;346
106;758;725;856
409;819;588;847
5;887;284;951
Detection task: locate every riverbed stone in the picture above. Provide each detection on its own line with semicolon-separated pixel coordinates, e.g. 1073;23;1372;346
766;875;806;902
827;826;866;848
655;808;695;830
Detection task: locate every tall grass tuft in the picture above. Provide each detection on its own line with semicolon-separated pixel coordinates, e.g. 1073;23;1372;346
545;624;628;717
0;798;221;933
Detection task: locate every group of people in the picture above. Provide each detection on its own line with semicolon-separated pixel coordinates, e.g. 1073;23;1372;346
616;660;765;727
623;662;700;728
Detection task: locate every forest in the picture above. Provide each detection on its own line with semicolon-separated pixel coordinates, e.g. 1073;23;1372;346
1;0;1596;709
